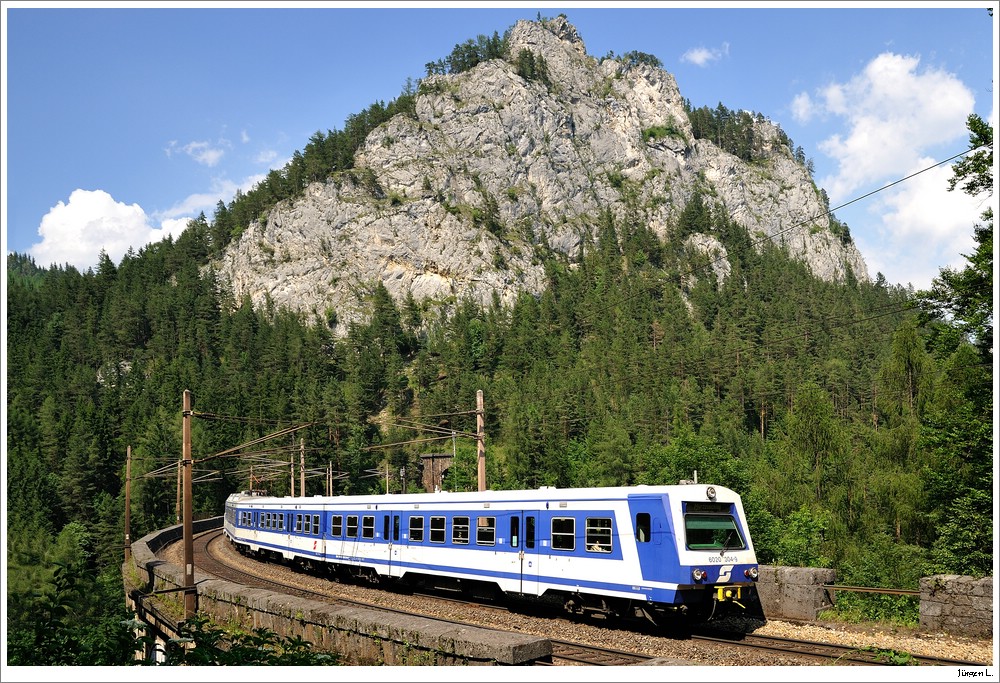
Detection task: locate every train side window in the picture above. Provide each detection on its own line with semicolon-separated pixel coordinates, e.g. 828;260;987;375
510;517;519;548
409;516;424;542
430;516;446;543
586;517;613;553
312;514;321;535
635;513;651;543
453;516;470;544
303;515;312;535
383;515;390;541
347;515;359;538
331;515;343;537
362;515;375;539
526;516;535;549
295;514;303;533
393;515;400;542
476;516;496;546
551;517;575;551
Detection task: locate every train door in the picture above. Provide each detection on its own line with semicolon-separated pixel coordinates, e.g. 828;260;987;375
630;496;675;582
509;513;539;595
387;513;401;577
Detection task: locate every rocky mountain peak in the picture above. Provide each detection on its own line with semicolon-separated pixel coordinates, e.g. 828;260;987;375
213;15;869;334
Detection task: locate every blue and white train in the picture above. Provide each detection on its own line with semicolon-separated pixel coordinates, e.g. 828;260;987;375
223;483;759;622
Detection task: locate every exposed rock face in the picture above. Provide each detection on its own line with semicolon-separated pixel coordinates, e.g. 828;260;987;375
214;16;869;332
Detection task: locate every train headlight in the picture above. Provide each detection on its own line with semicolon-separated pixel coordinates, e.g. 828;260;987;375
692;568;706;582
705;486;716;500
744;567;759;580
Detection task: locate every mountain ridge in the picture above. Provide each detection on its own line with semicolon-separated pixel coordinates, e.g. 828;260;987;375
213;15;869;333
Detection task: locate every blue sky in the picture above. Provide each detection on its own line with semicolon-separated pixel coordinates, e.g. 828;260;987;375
3;2;996;291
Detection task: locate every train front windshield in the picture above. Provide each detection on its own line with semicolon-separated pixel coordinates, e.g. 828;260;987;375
684;514;746;551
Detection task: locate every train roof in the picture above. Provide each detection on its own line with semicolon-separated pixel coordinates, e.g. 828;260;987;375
225;483;741;507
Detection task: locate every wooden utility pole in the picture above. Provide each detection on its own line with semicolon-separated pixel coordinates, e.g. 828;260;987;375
476;390;486;491
124;445;132;563
289;453;295;497
300;438;305;496
182;390;195;619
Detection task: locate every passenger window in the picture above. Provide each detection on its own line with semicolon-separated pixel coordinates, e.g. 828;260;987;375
453;516;470;544
347;515;359;538
635;513;651;543
430;516;446;543
551;517;575;551
331;515;343;537
312;514;320;535
585;517;613;553
409;516;424;542
362;515;375;539
476;516;496;546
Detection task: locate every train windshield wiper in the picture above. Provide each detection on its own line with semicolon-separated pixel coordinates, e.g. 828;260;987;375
720;530;735;557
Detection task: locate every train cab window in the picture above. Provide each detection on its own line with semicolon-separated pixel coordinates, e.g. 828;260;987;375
347;515;359;538
362;515;376;539
526;516;535;549
685;514;746;551
409;516;424;542
476;516;496;546
453;516;470;544
331;515;343;537
635;513;651;543
430;516;446;543
551;517;575;551
585;517;613;553
510;518;519;548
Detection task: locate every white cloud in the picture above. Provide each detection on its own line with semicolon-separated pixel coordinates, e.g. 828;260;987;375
790;92;814;124
165;138;230;166
255;149;279;165
183;140;226;167
29;189;188;271
810;52;974;202
857;161;981;290
680;42;729;67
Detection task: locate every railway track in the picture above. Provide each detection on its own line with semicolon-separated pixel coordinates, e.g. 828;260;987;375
183;530;991;667
691;628;983;666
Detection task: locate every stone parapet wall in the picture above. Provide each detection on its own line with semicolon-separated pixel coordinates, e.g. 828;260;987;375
755;565;836;621
124;520;550;665
919;574;993;637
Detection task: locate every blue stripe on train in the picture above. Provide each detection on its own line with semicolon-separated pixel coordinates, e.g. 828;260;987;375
229;533;681;602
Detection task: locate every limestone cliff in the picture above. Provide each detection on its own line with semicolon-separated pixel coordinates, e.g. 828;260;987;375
213;16;869;333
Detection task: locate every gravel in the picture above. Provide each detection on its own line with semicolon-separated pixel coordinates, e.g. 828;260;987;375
161;535;994;667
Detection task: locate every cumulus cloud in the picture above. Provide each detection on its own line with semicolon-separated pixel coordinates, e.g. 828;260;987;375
856;160;982;290
28;189;189;271
680;42;729;67
806;52;974;202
